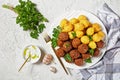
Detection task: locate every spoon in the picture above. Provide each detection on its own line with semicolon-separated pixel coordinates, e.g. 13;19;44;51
18;55;31;72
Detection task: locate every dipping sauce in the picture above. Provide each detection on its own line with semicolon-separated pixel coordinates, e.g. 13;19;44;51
23;45;41;63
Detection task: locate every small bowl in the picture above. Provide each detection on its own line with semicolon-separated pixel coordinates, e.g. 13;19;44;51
23;45;41;63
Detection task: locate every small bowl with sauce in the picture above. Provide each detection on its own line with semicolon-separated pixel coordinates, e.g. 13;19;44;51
23;45;41;63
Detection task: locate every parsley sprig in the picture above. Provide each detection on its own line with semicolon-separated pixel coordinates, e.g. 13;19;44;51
2;0;48;39
51;26;61;48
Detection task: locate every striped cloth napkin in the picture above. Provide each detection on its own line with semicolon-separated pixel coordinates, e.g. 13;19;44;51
71;3;120;80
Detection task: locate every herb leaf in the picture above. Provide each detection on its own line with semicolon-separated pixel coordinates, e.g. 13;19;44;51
65;43;70;48
64;53;72;62
85;58;92;63
51;26;61;48
30;30;39;39
71;31;76;38
51;38;57;48
88;48;94;56
87;35;93;41
38;24;46;33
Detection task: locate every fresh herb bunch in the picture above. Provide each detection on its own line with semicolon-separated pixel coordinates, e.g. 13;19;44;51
2;0;48;39
51;26;61;48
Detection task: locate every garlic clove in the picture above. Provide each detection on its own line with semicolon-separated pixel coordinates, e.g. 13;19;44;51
50;66;57;73
42;54;53;65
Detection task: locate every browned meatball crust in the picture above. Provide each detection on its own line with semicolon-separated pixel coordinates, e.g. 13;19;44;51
57;39;64;47
75;59;84;66
56;48;65;57
96;40;104;48
58;32;69;41
72;38;81;48
93;48;100;57
78;44;88;54
62;41;72;52
82;53;91;60
70;49;80;59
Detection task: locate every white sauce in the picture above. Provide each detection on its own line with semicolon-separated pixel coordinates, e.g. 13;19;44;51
23;45;41;63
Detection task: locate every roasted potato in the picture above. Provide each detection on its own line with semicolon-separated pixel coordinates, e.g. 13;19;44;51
80;20;91;28
86;27;94;35
92;33;101;42
92;23;101;32
70;18;79;24
62;23;73;32
74;23;85;31
98;31;105;38
60;19;69;28
76;30;84;38
81;36;90;44
78;15;87;20
68;31;75;39
89;41;97;49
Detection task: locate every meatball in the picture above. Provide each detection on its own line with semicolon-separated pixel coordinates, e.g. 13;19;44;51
75;59;84;66
70;49;80;59
93;48;100;57
62;41;72;52
57;39;64;47
58;32;69;41
96;40;104;48
78;44;88;53
72;38;81;48
56;48;65;57
82;53;91;60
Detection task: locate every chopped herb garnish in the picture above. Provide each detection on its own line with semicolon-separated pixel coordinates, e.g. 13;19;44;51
71;31;76;38
65;43;70;48
64;53;72;62
88;48;94;56
87;35;93;41
85;58;92;63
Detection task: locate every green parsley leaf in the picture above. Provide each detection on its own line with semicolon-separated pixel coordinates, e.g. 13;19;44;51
38;24;46;33
51;38;57;48
71;31;76;38
30;30;39;39
88;48;94;56
51;26;61;48
65;43;70;48
64;53;72;62
85;58;92;63
87;35;93;41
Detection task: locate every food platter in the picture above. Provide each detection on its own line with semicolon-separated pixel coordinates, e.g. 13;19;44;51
48;10;107;69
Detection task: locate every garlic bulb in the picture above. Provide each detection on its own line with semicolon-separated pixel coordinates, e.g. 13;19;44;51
50;66;57;73
42;54;53;65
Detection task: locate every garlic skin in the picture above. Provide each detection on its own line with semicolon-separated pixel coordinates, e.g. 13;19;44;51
42;54;53;65
50;66;57;73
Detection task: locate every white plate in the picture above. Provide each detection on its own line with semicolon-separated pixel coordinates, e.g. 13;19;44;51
48;10;107;69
